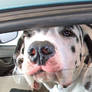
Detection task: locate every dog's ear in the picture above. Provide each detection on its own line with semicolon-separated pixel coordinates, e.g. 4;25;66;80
13;32;25;71
13;30;32;70
15;35;24;55
15;31;30;55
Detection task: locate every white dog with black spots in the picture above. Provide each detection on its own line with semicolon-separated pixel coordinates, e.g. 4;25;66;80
13;25;92;92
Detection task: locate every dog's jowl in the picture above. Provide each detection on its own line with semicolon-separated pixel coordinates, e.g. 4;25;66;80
13;25;92;92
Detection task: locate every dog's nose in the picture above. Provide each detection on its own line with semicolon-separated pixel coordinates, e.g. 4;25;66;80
28;41;55;65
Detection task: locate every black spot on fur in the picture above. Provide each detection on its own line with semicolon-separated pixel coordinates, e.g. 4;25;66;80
84;34;92;57
75;61;77;65
84;81;91;90
71;46;75;53
75;61;79;68
84;55;89;64
80;53;82;61
76;38;79;43
17;58;23;68
24;31;33;37
22;48;24;54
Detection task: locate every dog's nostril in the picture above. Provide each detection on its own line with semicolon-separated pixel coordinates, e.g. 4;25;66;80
28;48;36;56
41;47;52;55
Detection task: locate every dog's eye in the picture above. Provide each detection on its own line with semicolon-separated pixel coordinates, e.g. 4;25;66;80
59;28;75;37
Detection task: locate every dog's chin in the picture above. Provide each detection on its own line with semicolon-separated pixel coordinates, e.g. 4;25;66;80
32;70;72;89
33;70;57;83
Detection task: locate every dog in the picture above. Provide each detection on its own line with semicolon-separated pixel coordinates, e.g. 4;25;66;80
13;25;92;92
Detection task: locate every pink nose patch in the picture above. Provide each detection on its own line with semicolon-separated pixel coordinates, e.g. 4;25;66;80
25;52;62;75
42;56;62;72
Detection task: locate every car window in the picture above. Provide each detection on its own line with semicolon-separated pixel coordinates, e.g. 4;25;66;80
0;32;18;43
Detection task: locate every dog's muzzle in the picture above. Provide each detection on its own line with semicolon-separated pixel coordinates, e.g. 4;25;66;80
27;41;55;65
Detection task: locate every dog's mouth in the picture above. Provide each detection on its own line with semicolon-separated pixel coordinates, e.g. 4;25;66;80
32;69;72;89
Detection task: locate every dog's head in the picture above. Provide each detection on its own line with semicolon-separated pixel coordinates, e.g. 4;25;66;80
13;25;92;90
